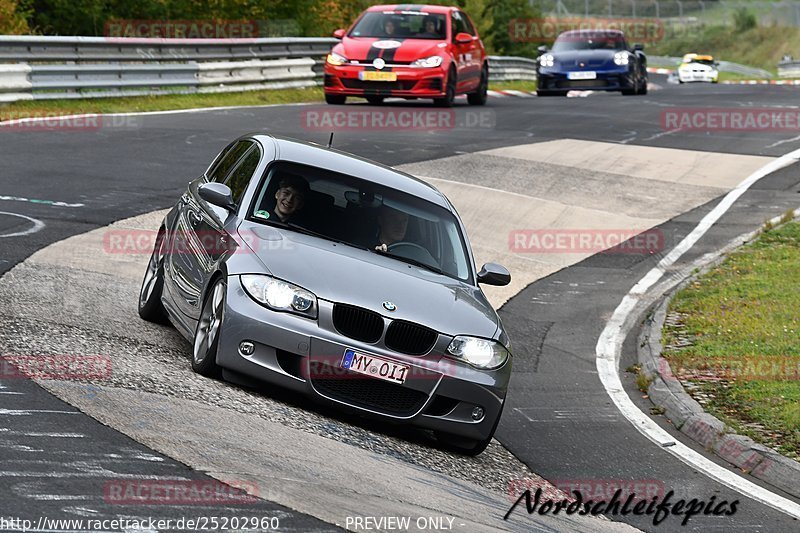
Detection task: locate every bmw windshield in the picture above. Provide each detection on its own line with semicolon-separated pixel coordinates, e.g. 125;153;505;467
349;12;446;40
248;161;472;283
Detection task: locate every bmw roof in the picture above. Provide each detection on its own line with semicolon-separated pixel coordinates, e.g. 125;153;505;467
251;134;451;209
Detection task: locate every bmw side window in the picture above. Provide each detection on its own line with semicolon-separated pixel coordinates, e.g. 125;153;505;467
208;141;252;183
224;147;260;206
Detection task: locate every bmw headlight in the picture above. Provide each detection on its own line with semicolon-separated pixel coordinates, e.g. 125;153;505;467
412;55;443;68
614;52;630;66
447;336;510;369
241;275;317;318
326;52;348;66
539;54;555;67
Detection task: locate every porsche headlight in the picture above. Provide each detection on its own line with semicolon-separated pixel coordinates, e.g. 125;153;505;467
614;52;630;66
241;275;317;318
539;53;555;67
447;336;509;369
326;52;348;66
412;55;443;68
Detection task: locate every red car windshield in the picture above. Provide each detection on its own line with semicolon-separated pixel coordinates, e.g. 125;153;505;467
349;12;446;40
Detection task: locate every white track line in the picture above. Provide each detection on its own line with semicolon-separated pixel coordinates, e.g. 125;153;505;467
596;147;800;519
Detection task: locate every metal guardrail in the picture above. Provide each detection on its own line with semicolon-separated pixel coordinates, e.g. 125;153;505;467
0;36;537;103
488;56;538;82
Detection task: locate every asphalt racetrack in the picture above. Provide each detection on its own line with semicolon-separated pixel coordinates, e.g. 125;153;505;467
1;75;800;532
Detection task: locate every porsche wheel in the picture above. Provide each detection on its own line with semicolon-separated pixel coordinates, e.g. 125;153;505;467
192;278;225;377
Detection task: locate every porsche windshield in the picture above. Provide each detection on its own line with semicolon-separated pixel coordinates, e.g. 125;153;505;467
552;32;627;52
349;12;446;40
248;162;472;282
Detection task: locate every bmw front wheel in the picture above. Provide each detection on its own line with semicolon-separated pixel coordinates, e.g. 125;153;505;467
192;278;226;377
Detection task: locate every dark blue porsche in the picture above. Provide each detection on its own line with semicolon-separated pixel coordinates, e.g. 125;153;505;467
536;29;647;96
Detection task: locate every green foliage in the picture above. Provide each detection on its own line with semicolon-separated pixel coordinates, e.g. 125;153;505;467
1;0;30;34
481;0;539;56
733;7;757;33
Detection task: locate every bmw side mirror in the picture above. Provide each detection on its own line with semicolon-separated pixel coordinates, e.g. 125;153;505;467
333;29;345;39
199;183;236;212
633;43;644;51
537;45;548;55
455;32;472;44
477;263;511;286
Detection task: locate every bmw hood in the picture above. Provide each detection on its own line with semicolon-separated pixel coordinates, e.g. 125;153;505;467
335;37;444;62
237;223;499;339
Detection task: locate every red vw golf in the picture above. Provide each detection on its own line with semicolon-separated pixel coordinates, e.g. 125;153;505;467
324;4;488;107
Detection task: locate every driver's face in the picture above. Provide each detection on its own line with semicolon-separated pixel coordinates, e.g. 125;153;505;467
379;208;408;243
425;21;436;33
274;186;304;219
384;20;395;34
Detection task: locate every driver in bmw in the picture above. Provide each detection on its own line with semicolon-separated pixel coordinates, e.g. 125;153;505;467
373;205;409;251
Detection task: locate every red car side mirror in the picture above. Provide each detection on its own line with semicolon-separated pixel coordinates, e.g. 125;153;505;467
333;29;345;39
454;32;472;44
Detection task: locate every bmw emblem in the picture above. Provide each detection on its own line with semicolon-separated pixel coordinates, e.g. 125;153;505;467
373;57;386;70
382;301;396;311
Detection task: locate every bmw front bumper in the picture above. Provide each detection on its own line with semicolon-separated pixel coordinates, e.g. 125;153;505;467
215;276;510;441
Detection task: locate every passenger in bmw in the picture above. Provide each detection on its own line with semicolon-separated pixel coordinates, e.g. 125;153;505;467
267;174;309;223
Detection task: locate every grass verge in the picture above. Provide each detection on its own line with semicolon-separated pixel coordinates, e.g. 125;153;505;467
662;217;800;460
0;81;535;121
488;80;537;92
0;86;324;121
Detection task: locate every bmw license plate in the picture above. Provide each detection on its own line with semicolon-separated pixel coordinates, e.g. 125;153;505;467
341;349;409;384
567;71;597;80
359;71;397;82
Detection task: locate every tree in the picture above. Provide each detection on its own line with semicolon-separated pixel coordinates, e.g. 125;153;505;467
1;0;31;34
482;0;539;57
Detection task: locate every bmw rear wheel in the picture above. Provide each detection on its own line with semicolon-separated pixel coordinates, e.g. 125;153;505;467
138;228;169;324
192;278;225;377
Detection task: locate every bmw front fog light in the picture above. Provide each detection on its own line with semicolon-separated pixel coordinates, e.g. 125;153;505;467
539;54;555;67
447;336;509;369
241;275;317;318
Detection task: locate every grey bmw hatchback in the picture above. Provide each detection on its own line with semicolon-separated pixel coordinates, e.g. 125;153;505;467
138;134;512;454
